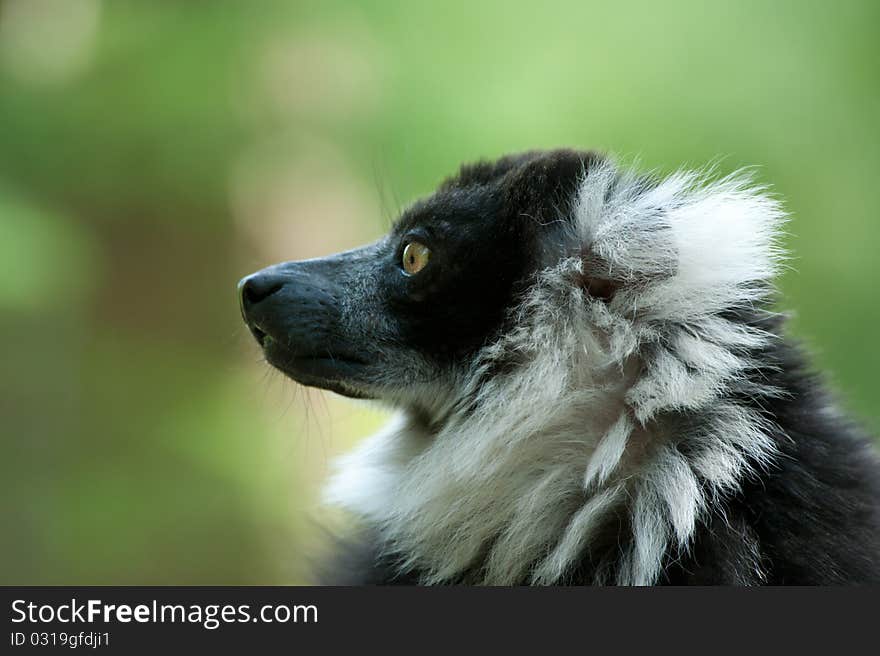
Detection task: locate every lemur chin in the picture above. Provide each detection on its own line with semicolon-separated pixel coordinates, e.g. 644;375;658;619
239;149;880;585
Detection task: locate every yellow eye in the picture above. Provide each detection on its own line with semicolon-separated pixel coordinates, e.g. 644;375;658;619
402;241;431;275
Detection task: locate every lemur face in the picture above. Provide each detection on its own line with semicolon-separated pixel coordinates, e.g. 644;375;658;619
238;150;595;407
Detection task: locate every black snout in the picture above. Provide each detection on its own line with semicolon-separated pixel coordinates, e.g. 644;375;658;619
236;248;379;398
237;262;348;354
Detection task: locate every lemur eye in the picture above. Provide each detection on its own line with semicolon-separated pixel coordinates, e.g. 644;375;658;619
402;241;431;275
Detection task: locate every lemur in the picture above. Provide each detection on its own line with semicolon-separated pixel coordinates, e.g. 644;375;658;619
239;149;880;585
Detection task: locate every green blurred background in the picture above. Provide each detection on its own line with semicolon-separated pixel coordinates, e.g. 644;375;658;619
0;0;877;584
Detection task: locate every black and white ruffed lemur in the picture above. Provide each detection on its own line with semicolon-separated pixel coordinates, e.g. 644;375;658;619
239;149;880;585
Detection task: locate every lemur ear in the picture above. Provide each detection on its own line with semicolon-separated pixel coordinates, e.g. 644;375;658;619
500;149;621;301
502;149;602;224
580;265;618;302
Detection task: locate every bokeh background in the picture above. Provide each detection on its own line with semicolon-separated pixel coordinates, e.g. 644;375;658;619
1;0;878;584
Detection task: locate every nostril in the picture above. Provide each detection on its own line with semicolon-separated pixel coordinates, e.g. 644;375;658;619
239;273;285;309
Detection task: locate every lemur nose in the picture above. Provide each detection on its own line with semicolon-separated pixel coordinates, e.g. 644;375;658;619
238;273;285;315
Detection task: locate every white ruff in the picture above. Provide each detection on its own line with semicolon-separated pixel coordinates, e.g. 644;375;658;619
324;160;787;585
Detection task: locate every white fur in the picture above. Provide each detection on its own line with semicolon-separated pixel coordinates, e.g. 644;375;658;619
325;159;787;585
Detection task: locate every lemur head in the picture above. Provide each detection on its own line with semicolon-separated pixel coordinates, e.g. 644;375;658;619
239;150;601;416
